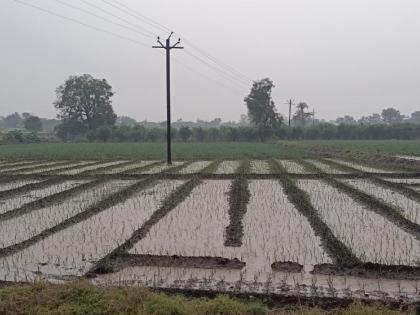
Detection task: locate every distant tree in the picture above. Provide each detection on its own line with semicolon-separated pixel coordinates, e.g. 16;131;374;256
192;127;205;142
358;113;382;125
244;78;282;141
95;125;112;142
179;126;192;142
4;112;23;129
116;116;137;127
54;74;116;131
410;111;420;124
293;102;313;126
24;115;43;132
381;108;403;125
336;115;356;125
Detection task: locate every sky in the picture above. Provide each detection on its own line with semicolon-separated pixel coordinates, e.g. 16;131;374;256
1;0;419;122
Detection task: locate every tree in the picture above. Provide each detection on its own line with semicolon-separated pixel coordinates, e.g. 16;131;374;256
55;120;87;141
410;111;420;124
244;78;282;141
54;74;116;131
24;115;43;132
336;115;356;125
179;126;192;142
293;102;313;126
3;112;23;129
116;116;137;127
358;113;382;125
381;108;403;125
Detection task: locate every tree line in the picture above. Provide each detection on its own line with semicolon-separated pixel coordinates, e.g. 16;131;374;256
1;74;420;144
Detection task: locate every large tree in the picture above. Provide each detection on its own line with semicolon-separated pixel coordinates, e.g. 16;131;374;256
244;78;282;141
293;102;313;126
54;74;116;131
381;107;403;125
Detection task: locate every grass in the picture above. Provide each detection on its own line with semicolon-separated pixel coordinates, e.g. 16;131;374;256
0;281;412;315
284;140;420;156
0;142;309;160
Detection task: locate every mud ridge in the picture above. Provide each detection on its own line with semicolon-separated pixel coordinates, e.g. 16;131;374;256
101;254;245;273
271;261;303;273
370;177;420;203
224;160;251;247
314;263;420;280
121;161;163;174
0;179;104;222
2;160;72;175
0;177;157;258
0;178;64;200
271;160;360;266
43;161;105;175
88;177;202;276
323;176;420;240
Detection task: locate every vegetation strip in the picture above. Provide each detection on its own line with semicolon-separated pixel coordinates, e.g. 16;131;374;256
0;179;103;222
269;159;360;266
0;178;156;258
224;160;251;247
105;254;245;271
0;178;64;200
88;177;202;275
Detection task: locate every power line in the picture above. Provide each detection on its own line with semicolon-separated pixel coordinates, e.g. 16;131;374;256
11;0;248;97
184;50;249;88
102;0;252;85
112;0;171;33
54;0;154;39
79;0;157;38
12;0;150;48
181;38;253;82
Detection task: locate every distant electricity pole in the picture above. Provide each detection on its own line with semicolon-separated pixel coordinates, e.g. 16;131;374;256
153;32;183;164
287;99;294;127
312;109;315;125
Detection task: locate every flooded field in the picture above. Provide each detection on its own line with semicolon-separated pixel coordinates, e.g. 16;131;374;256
1;157;420;304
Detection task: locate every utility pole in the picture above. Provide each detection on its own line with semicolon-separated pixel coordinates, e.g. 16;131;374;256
286;99;293;127
153;32;183;164
312;109;315;125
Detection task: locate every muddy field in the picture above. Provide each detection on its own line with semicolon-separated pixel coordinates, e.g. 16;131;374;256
1;156;420;306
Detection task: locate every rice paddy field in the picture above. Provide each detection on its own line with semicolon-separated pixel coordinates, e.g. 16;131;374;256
1;142;420;311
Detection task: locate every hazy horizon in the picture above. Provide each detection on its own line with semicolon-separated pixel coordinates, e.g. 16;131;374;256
1;0;419;122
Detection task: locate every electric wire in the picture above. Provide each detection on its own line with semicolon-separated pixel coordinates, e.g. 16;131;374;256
54;0;154;39
12;0;149;47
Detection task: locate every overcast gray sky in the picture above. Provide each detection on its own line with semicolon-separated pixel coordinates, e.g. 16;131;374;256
1;0;419;122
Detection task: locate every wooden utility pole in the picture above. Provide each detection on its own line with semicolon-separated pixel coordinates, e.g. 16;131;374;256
153;32;183;164
312;109;315;125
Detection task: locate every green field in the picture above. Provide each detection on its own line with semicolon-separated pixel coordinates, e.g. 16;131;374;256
0;142;309;160
0;140;419;160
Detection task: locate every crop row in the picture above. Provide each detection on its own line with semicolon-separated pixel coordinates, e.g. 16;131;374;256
0;157;411;176
0;162;419;285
